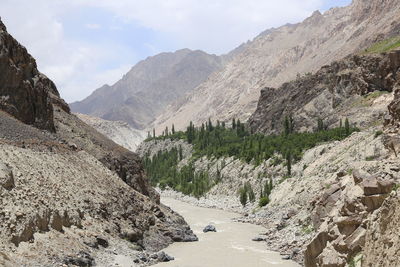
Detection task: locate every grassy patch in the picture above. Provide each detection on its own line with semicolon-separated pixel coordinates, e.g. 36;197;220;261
351;91;389;108
362;36;400;54
301;225;314;235
365;155;377;161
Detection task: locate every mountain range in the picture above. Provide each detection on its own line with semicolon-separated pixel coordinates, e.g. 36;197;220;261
71;49;224;130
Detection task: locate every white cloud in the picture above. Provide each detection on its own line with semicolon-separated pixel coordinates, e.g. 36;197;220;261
0;0;345;102
80;0;326;53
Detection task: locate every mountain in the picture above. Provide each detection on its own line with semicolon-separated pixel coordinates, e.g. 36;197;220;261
0;18;196;266
153;0;400;132
76;113;146;151
70;49;224;130
248;51;399;134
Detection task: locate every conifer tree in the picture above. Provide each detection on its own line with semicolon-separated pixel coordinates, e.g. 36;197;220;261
345;118;350;135
208;118;213;132
172;124;175;134
286;150;292;176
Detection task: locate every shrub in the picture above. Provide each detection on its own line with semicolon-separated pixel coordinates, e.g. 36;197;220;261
259;196;269;207
374;130;383;138
239;188;248;206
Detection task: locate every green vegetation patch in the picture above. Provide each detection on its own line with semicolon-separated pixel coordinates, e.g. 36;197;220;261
144;117;358;198
143;147;213;198
362;36;400;54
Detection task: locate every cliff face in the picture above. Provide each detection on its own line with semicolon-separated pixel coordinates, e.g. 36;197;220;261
249;51;400;134
153;0;400;132
0;18;196;266
71;49;223;130
0;19;69;132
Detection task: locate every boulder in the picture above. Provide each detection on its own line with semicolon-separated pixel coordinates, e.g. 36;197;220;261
344;226;366;253
362;194;387;211
304;231;331;267
96;236;109;248
361;177;394;196
0;163;14;190
203;225;217;233
63;251;94;267
352;169;373;184
317;246;346;267
122;229;143;242
157;251;174;262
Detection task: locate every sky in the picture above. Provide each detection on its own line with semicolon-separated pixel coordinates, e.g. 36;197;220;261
0;0;351;103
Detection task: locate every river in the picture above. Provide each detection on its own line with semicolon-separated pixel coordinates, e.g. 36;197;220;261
154;197;300;267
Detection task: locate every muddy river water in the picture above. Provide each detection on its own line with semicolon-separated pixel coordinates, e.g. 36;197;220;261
154;197;300;267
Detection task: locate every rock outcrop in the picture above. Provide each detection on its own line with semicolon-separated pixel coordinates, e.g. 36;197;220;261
249;51;400;134
71;49;224;130
154;0;400;132
304;170;395;267
0;19;69;132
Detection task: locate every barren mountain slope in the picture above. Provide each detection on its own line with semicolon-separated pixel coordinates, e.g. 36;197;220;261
249;51;400;134
76;113;146;152
154;0;400;132
71;49;224;129
0;18;197;266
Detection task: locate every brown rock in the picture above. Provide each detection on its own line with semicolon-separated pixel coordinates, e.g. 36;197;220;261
361;177;394;196
317;246;346;267
344;226;366;253
362;194;388;211
352;169;373;184
304;231;331;267
0;162;14;190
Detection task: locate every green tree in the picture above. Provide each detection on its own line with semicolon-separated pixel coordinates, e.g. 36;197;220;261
172;124;175;135
239;187;247;206
345;118;350;136
179;145;183;161
208;118;213;132
286;150;292;176
248;184;255;203
283;114;295;135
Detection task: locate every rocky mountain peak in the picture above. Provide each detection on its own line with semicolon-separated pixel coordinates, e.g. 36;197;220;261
71;48;225;130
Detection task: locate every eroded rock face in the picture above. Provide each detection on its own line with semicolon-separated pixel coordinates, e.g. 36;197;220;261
304;170;394;267
0;19;69;131
249;52;400;134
